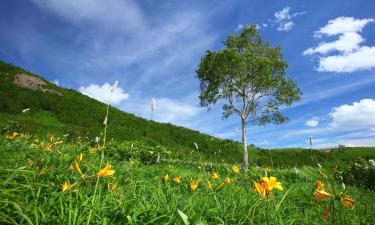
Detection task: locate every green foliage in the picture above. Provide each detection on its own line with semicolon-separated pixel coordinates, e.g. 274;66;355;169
196;25;301;125
338;158;375;189
1;137;375;224
0;59;242;163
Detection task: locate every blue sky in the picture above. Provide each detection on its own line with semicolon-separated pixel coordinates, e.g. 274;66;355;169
1;0;375;148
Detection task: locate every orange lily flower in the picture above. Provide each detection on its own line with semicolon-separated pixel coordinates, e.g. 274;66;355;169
232;165;240;174
73;160;84;177
173;176;182;185
341;197;354;207
190;179;199;191
163;174;170;182
254;181;268;196
97;163;115;177
262;176;284;191
62;181;77;192
224;177;233;184
314;190;332;200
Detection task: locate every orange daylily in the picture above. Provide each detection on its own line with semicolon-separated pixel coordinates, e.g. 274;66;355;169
97;163;115;177
5;132;19;141
77;153;84;162
190;179;199;191
314;190;332;200
62;181;77;192
224;177;233;184
173;176;182;185
108;183;118;191
73;160;84;177
314;180;325;191
210;172;219;180
254;181;268;197
262;176;284;191
207;180;212;190
163;174;170;182
341;197;355;207
232;165;240;174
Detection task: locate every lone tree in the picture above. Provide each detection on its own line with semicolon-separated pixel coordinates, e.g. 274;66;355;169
196;25;301;170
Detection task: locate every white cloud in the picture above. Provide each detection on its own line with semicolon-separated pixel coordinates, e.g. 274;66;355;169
304;16;375;73
153;98;200;123
273;6;306;32
79;83;129;104
314;17;374;37
52;79;59;86
330;99;375;130
31;0;145;32
304;32;363;55
305;117;319;127
317;46;375;72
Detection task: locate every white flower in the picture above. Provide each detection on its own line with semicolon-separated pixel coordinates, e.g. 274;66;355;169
103;116;108;125
151;98;157;111
95;137;100;143
22;108;30;113
111;80;119;93
193;142;199;150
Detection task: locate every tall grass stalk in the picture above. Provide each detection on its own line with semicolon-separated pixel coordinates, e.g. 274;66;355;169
86;80;118;225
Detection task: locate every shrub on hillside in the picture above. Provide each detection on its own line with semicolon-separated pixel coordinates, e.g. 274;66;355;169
338;158;375;189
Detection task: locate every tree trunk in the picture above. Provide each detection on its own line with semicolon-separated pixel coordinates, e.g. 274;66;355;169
241;117;248;171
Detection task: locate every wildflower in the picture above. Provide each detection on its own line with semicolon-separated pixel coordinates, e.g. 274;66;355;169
323;206;331;221
151;98;157;111
262;176;284;191
207;180;212;189
111;80;119;93
232;165;240;174
224;177;233;184
77;153;84;162
73;160;84;177
62;181;77;192
103;116;108;125
108;183;118;191
215;182;225;191
254;181;268;197
173;176;182;185
314;180;325;191
163;174;170;182
97;163;115;177
210;172;219;180
5;132;18;141
22;108;30;113
190;179;199;191
340;197;354;207
314;190;332;200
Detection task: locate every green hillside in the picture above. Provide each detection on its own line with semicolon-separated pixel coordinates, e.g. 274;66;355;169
0;60;242;162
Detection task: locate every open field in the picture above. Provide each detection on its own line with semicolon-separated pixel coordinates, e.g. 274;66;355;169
1;134;375;225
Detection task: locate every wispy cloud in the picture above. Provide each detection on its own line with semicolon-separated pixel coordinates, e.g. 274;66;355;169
273;6;306;32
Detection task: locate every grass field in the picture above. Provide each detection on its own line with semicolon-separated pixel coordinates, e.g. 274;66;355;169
1;134;375;225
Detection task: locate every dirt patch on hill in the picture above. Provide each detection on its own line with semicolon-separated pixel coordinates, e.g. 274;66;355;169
14;74;62;96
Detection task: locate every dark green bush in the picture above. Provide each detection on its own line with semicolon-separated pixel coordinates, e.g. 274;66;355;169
337;158;375;189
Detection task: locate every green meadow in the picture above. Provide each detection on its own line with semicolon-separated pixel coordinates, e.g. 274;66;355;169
1;134;375;225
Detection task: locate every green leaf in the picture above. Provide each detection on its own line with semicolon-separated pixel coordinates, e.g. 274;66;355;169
177;209;190;225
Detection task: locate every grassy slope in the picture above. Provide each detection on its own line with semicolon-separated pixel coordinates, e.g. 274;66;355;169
0;60;242;162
